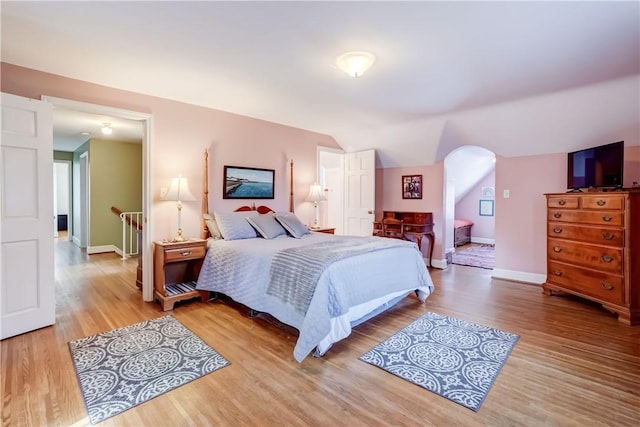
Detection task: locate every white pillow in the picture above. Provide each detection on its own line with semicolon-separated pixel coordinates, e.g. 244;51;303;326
246;213;287;239
203;213;222;239
214;211;259;240
274;212;310;238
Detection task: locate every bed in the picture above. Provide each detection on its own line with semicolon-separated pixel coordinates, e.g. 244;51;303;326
195;151;434;362
454;219;473;246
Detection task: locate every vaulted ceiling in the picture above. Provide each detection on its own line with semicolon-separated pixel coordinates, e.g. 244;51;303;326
2;1;638;167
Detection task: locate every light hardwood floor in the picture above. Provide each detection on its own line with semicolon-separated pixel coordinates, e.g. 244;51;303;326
1;238;638;426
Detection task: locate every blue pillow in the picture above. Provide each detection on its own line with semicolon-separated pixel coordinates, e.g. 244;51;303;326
214;211;258;240
247;214;287;239
274;212;310;238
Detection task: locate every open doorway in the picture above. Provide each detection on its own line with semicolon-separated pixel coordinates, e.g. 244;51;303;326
53;160;72;240
43;96;154;301
443;146;496;268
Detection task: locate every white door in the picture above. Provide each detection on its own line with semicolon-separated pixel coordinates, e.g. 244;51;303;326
1;92;55;339
53;165;58;237
344;149;376;236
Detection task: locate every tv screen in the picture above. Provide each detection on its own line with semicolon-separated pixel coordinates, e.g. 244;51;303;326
567;141;624;190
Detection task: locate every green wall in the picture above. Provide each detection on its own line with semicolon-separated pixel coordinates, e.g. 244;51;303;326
74;139;142;250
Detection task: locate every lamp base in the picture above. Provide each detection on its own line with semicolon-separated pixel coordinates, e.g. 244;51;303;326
171;228;188;242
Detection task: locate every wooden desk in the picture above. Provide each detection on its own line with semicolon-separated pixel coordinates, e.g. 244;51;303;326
373;211;435;267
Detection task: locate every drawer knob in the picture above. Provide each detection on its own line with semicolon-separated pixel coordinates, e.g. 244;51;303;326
601;232;614;240
553;246;562;253
553;213;562;219
180;251;193;256
602;215;613;222
600;255;614;263
551;270;563;276
601;282;614;291
553;227;563;234
558;200;566;206
597;200;606;206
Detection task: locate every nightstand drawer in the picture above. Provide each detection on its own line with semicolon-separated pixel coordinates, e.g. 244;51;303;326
165;246;206;262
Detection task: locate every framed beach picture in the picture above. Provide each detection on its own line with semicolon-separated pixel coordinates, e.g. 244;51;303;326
223;165;275;199
402;174;422;199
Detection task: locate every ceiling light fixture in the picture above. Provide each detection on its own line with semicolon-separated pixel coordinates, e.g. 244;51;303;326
336;51;376;77
101;123;113;135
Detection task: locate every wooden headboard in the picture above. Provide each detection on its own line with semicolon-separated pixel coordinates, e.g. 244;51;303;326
201;150;294;239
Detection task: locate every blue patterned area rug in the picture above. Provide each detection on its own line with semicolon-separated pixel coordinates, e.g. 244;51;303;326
68;315;230;424
360;312;518;411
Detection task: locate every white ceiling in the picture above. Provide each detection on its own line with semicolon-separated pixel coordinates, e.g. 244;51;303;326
2;1;638;165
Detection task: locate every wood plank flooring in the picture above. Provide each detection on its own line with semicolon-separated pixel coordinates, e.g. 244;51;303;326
1;238;638;426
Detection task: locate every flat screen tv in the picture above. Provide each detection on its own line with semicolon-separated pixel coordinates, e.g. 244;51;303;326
567;141;624;191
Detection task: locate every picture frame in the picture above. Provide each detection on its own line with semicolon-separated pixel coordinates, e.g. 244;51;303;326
479;199;494;216
481;187;495;198
402;174;422;199
223;165;275;199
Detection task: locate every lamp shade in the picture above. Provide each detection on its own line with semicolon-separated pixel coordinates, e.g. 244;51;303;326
305;183;326;203
162;175;196;202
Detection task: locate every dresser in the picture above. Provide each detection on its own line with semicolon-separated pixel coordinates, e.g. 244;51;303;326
543;191;639;325
373;211;435;267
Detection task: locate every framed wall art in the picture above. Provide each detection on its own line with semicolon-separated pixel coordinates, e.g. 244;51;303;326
223;165;275;199
402;174;422;199
479;199;494;216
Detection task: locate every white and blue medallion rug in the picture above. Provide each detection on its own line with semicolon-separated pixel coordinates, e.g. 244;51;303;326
68;315;230;424
360;312;519;411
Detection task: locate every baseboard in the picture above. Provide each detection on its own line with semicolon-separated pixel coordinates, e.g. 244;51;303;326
87;244;117;255
491;268;545;285
430;257;448;270
471;237;495;245
72;236;81;246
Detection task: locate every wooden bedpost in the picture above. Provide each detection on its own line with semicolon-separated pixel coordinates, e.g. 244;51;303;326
289;159;294;213
201;149;209;239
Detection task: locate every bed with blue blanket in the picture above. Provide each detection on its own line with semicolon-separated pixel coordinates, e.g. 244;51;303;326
196;207;434;362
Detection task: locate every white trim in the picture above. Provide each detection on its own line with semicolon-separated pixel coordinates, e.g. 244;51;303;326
491;268;546;285
430;257;449;270
471;237;495;245
41;96;154;302
87;245;118;255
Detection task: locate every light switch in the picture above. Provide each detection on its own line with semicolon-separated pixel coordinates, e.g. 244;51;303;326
503;189;510;198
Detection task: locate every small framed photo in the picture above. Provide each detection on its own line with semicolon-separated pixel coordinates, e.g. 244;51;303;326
402;175;422;199
479;199;494;216
481;187;495;198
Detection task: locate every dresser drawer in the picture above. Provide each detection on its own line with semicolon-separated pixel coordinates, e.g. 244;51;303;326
581;195;624;210
547;261;623;305
164;245;206;262
547;196;579;209
547;238;622;273
548;210;624;227
547;223;624;246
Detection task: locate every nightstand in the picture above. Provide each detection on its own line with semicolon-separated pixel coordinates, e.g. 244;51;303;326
312;227;335;234
153;239;207;311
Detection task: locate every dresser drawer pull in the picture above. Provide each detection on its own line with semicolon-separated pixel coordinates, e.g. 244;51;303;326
552;227;563;234
600;255;614;263
602;215;613;222
601;282;614;291
553;246;562;253
180;251;193;256
551;270;563;276
558;199;566;206
596;199;606;206
553;213;562;219
601;232;614;240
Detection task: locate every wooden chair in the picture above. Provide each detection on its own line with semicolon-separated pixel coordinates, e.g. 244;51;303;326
382;218;405;239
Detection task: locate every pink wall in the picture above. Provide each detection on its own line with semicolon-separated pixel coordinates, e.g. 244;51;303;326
1;63;340;241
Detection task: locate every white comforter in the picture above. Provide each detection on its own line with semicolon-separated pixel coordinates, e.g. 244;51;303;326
196;232;434;362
